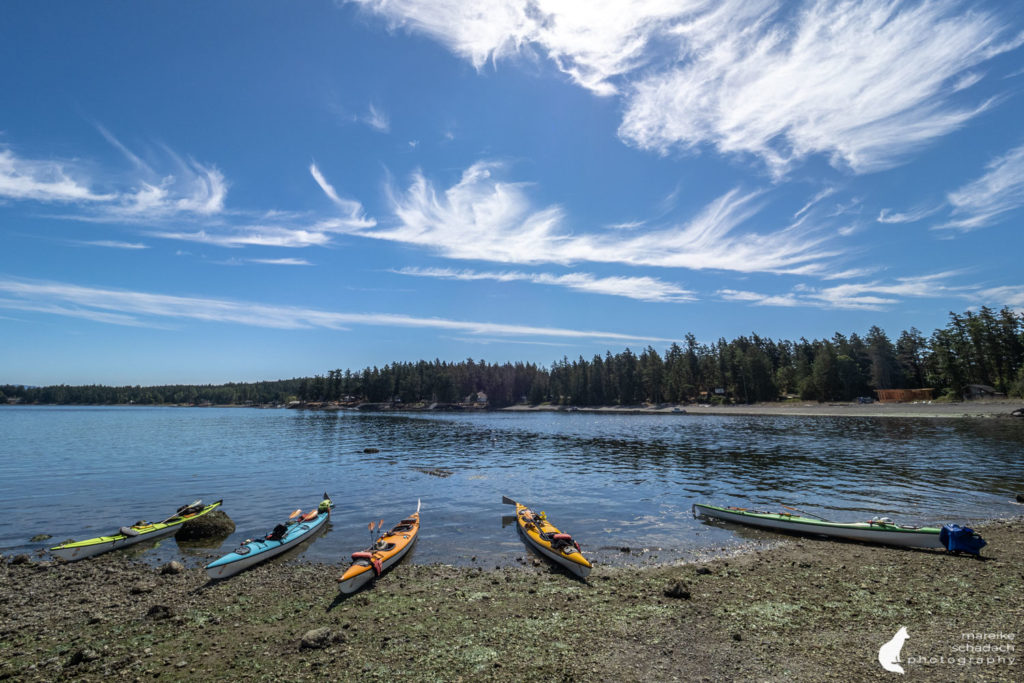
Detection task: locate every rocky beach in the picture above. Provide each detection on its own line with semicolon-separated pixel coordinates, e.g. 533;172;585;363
2;517;1021;682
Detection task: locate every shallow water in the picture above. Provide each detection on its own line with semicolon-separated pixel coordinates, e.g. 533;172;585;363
1;406;1021;568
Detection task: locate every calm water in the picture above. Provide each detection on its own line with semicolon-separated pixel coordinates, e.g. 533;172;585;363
1;406;1022;568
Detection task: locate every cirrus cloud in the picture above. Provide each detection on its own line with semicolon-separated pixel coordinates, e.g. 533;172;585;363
0;276;673;343
350;0;1022;173
319;160;839;275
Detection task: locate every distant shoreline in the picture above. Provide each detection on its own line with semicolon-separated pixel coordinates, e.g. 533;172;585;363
5;398;1023;419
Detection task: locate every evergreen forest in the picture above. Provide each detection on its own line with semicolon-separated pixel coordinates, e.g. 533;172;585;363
4;306;1023;407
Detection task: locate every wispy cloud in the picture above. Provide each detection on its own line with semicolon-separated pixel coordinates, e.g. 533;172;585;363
365;103;390;132
0;277;672;342
620;1;1018;174
319;161;838;274
973;285;1024;311
794;187;837;220
78;240;149;250
351;1;1021;173
718;271;975;310
1;133;229;223
248;257;313;266
940;143;1024;230
0;148;114;203
877;206;942;224
148;218;355;249
393;266;696;302
308;163;376;226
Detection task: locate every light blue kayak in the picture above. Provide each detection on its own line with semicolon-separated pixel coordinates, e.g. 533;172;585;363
206;494;333;579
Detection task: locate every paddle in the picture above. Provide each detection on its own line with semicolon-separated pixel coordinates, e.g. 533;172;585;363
781;504;829;521
158;500;202;525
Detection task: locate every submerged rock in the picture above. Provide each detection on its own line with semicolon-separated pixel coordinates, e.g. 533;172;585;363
412;467;453;478
30;534;52;542
176;510;235;541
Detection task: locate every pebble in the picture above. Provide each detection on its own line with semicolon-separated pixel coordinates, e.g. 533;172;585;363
160;561;185;575
67;648;100;666
301;627;333;650
146;604;173;620
664;582;691;600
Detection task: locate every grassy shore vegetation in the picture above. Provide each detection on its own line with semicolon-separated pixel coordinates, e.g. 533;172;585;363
4;306;1024;407
2;517;1020;681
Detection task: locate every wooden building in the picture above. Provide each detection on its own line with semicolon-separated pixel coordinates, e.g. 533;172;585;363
874;388;934;403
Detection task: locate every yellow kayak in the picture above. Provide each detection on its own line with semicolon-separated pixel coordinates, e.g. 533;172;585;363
338;500;420;593
504;496;591;577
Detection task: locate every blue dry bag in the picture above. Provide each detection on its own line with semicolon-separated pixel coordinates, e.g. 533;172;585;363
939;524;986;556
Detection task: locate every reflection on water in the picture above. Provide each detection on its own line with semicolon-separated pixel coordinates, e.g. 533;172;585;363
1;407;1022;568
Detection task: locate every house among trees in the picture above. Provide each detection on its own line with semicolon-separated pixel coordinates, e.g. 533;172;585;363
962;384;1005;400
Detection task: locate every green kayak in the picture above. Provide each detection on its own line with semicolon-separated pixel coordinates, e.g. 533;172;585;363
50;500;223;561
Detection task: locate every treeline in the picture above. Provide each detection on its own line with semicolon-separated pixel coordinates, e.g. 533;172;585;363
3;306;1023;407
0;380;302;406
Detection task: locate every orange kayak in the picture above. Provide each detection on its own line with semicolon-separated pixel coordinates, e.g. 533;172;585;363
338;500;420;593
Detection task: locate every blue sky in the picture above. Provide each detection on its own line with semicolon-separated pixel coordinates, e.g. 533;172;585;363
2;1;1023;385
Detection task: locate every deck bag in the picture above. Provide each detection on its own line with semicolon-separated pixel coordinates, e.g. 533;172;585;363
939;524;986;556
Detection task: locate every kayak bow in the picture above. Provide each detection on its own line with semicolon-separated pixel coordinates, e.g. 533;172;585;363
49;500;223;562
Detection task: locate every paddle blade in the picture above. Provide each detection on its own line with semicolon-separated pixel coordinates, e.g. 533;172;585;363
367;522;373;531
501;514;517;528
377;519;384;530
416;499;421;514
289;509;302;519
501;495;517;506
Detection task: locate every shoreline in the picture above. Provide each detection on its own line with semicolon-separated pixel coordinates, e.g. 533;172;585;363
503;399;1024;419
5;398;1023;419
3;516;1020;681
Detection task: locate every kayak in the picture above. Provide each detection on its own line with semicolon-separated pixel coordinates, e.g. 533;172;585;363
692;503;946;549
337;500;420;594
49;500;223;562
206;494;333;579
504;496;592;577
